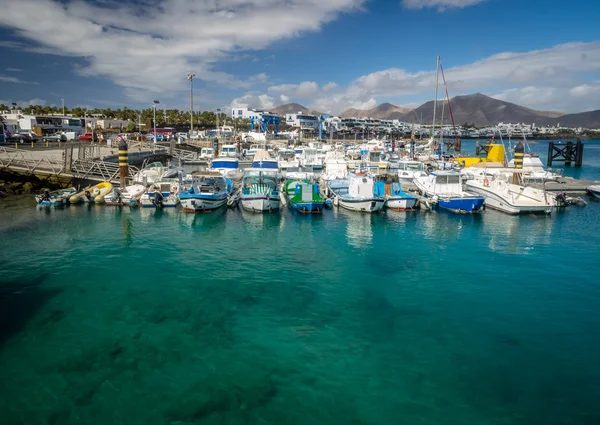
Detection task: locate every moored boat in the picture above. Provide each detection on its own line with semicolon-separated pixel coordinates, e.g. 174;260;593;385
328;174;385;213
466;172;553;214
588;185;600;199
179;171;234;212
104;184;146;206
35;187;76;206
283;179;325;213
139;180;180;208
69;182;113;204
374;181;418;210
414;171;484;213
240;171;281;213
209;157;244;181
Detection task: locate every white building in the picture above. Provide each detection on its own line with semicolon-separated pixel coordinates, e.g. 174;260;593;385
285;113;319;131
0;111;84;135
96;119;130;130
231;107;269;120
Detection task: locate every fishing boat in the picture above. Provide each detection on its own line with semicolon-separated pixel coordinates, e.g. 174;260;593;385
283;179;325;213
374;181;418;210
133;162;167;185
35;187;76;206
321;151;348;181
103;184;146;206
209;157;244;181
465;172;553;214
240;171;281;212
69;182;113;204
396;160;427;183
179;171;234;212
139;180;180;208
251;150;280;175
200;147;215;159
220;144;239;158
413;171;484;213
277;148;299;177
327;174;385;213
588;185;600;199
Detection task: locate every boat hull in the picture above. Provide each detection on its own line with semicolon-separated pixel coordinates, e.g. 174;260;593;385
467;184;552;214
588;186;600;200
241;196;281;212
290;201;325;213
386;196;418;210
437;196;485;213
179;196;227;212
140;194;178;208
35;197;66;207
338;198;385;213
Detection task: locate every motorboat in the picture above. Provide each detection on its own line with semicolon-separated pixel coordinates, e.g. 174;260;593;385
139;180;180;208
465;171;554;214
133;162;167;185
277;148;299;177
327;173;385;213
396;160;427;183
320;151;348;181
35;187;76;206
283;179;325;213
588;185;600;199
200;147;215;160
69;182;113;204
220;144;239;158
103;184;146;206
209;157;244;181
251;150;280;177
413;171;484;213
374;181;418;210
507;154;560;181
240;170;281;212
179;171;234;212
299;148;323;172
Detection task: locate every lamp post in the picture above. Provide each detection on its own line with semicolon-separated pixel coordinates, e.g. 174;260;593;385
216;108;221;136
61;98;65;117
152;100;159;143
187;73;195;134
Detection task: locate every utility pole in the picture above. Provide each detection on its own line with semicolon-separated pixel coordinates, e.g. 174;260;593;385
61;98;65;117
153;100;159;143
216;108;221;136
187;73;195;134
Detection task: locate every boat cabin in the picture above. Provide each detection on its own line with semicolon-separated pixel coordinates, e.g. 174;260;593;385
190;172;227;193
221;144;238;157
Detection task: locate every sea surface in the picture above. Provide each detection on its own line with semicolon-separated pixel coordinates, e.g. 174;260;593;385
1;140;600;425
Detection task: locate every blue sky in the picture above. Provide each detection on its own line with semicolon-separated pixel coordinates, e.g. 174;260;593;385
0;0;599;114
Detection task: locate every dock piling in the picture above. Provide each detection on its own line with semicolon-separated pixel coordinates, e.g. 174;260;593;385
513;141;524;184
119;139;128;188
547;140;584;168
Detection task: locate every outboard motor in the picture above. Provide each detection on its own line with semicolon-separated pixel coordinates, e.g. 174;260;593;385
84;190;92;200
153;191;164;208
555;192;567;207
113;188;122;203
42;189;51;202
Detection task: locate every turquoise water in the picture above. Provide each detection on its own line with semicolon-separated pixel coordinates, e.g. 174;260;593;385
1;141;600;424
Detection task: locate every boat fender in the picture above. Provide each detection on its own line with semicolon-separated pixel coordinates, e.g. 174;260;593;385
483;178;489;187
171;184;178;194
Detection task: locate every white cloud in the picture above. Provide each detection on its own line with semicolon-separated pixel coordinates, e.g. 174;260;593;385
5;68;22;72
402;0;487;11
231;94;276;110
0;98;48;107
279;94;291;104
0;0;365;101
0;74;38;85
268;81;320;98
323;82;338;92
309;42;600;113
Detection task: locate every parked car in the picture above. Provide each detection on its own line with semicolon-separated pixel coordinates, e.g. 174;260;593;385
6;134;27;143
43;133;67;142
19;132;39;142
176;132;189;139
145;134;165;142
78;132;97;141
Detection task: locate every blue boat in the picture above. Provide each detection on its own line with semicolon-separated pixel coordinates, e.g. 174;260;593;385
179;171;234;212
209;157;243;180
374;181;418;210
414;170;484;213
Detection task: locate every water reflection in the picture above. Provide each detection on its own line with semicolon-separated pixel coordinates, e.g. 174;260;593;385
338;209;373;249
481;210;554;254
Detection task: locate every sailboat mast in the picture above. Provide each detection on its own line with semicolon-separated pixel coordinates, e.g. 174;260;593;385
431;55;440;142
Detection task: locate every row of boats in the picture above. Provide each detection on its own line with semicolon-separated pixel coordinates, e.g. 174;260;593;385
36;143;596;215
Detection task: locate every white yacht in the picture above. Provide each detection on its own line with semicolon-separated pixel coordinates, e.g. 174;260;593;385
209;157;244;181
220;144;238;158
465;171;554;214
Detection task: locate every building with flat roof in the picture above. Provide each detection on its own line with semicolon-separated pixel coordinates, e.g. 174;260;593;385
285;113;319;131
231;107;272;120
0;111;84;135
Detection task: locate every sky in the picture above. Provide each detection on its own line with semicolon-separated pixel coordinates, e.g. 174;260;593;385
0;0;599;115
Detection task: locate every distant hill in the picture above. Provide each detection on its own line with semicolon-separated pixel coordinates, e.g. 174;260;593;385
554;110;600;129
342;102;414;119
269;103;324;116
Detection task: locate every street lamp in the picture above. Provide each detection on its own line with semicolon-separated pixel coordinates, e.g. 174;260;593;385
187;73;195;134
216;108;221;136
61;98;65;117
152;100;159;143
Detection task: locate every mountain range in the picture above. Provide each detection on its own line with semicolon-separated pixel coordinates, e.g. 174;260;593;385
271;94;600;128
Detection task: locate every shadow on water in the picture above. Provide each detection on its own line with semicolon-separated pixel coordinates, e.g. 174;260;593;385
0;273;62;349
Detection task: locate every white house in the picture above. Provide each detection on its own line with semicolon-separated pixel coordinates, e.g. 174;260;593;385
285;113;319;131
231;107;270;120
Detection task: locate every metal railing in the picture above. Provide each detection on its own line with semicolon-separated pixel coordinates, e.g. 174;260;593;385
0;146;139;183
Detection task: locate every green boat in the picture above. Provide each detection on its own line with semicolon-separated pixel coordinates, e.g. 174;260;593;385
283;179;325;213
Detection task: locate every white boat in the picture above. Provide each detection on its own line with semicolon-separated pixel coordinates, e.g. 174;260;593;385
133;162;167;185
321;151;348;181
220;144;239;158
140;180;180;208
373;181;418;210
396;160;427;183
200;147;215;159
240;171;281;212
179;171;234;212
209;157;244;181
327;173;385;213
414;171;485;213
251;149;280;178
465;172;554;214
507;154;561;181
104;184;146;206
299;148;323;172
35;187;76;206
588;185;600;199
277;149;299;177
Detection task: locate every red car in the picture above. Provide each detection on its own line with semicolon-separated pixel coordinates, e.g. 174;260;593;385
78;132;97;141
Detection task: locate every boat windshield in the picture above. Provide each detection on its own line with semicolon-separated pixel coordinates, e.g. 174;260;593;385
435;175;461;184
400;162;424;171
